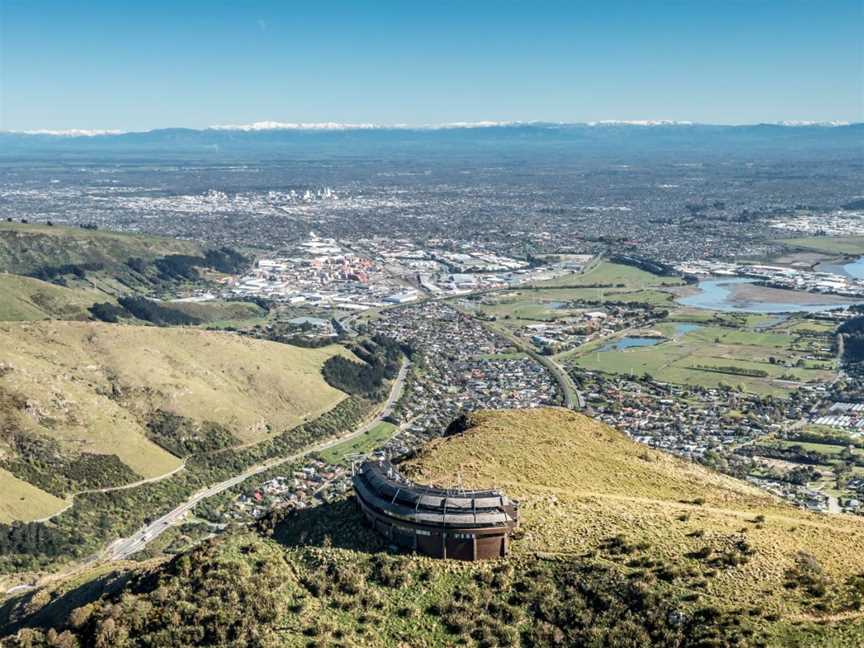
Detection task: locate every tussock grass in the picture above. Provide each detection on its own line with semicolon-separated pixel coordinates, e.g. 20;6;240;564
401;408;864;621
0;274;108;321
0;468;66;523
0;322;353;514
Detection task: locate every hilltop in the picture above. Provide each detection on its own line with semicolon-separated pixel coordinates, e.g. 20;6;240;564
0;222;249;300
4;408;864;646
401;410;864;617
0;222;201;277
0;321;352;522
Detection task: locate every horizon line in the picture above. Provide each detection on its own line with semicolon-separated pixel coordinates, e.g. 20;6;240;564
2;119;858;138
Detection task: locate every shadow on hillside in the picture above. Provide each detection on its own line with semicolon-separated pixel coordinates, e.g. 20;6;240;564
0;569;133;637
267;497;387;554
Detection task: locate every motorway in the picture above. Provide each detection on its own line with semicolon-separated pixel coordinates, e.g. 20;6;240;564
102;359;411;562
489;322;585;409
339;254;594;411
449;303;585;410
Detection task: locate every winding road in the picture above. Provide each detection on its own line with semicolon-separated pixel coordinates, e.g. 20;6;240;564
486;321;584;409
102;359;410;561
3;360;410;596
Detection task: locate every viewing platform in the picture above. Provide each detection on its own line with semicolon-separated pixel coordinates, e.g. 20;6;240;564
352;459;518;560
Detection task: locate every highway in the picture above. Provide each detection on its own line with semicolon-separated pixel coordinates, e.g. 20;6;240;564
451;304;585;410
102;359;410;562
369;255;596;410
494;326;585;409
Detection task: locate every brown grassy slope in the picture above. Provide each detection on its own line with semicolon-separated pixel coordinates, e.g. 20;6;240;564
0;469;66;523
0;273;108;321
401;408;864;619
0;322;352;496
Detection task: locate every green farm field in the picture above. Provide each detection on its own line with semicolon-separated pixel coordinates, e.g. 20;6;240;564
569;320;836;396
781;236;864;256
533;260;685;288
471;261;684;327
769;439;864;461
472;286;675;328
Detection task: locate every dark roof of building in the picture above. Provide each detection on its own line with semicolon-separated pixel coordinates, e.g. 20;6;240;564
353;460;518;529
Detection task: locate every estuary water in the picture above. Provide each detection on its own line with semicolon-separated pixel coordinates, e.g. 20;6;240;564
677;277;855;314
817;255;864;280
842;256;864;279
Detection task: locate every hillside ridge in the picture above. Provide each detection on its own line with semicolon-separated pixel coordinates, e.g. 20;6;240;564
0;321;352;522
4;407;864;646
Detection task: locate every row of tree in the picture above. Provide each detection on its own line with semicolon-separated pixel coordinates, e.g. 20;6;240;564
322;336;408;398
88;297;202;326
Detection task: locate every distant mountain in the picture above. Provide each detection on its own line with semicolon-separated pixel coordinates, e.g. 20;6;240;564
1;122;861;159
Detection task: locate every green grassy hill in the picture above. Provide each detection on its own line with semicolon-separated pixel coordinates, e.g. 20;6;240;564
0;321;352;521
165;299;267;324
0;222;249;302
0;223;202;276
0;272;268;326
4;408;863;646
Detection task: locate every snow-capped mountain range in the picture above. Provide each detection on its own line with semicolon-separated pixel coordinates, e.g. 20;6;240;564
5;119;855;137
1;120;859;158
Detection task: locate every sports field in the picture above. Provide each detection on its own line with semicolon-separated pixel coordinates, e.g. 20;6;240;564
317;421;397;464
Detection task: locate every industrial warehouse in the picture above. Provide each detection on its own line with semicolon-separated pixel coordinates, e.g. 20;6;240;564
352;459;519;561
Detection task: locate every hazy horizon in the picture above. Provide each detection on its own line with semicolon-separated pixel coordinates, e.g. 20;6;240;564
3;118;861;138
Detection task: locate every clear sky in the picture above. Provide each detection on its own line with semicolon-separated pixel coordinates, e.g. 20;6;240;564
1;0;861;131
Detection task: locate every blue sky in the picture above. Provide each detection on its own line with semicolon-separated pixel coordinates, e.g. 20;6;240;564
0;0;861;130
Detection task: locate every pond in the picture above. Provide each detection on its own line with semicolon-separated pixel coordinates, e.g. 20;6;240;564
673;323;701;337
545;301;568;309
677;277;856;313
754;314;789;330
597;336;664;352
